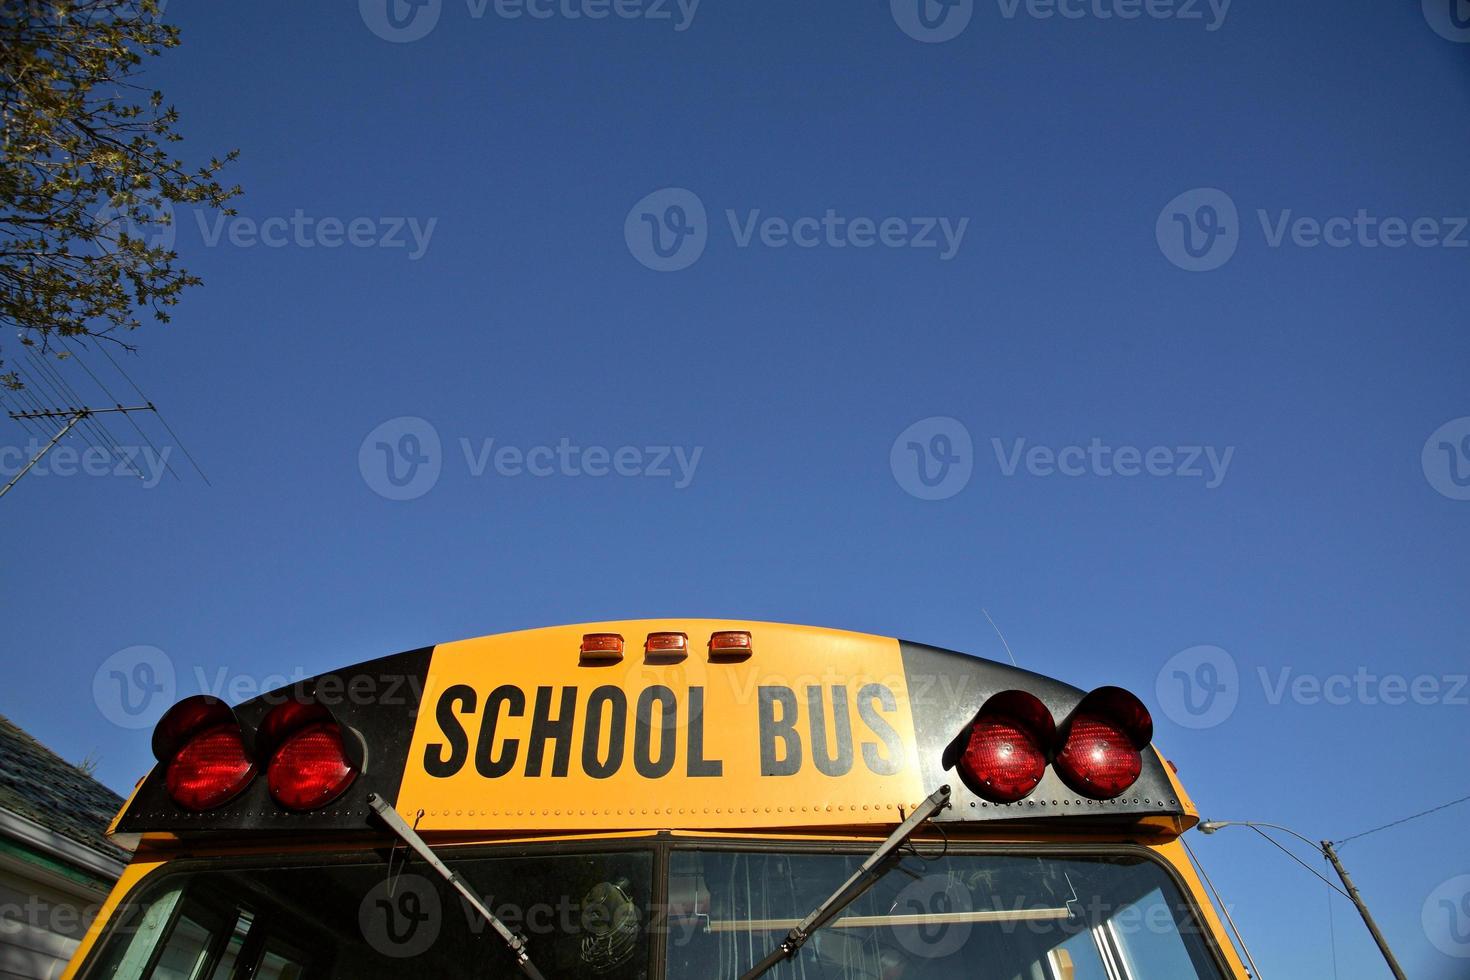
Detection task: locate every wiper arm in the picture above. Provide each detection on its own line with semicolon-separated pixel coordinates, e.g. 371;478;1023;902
366;794;546;980
739;784;952;980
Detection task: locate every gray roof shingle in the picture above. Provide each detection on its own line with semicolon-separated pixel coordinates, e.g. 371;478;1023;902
0;713;131;865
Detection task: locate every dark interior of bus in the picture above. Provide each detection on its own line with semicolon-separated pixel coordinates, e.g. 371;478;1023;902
80;845;1227;980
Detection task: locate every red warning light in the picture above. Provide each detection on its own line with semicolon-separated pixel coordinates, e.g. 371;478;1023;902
166;725;256;811
1054;687;1153;800
268;722;358;811
954;690;1055;804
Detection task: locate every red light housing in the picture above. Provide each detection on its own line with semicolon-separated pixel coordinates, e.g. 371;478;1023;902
166;724;256;811
954;691;1055;803
1054;687;1154;800
255;699;330;753
708;630;753;659
580;633;625;661
152;695;236;763
645;632;689;657
268;722;358;811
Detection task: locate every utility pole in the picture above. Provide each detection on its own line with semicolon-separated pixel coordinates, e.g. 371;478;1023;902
1321;840;1407;980
1198;820;1410;980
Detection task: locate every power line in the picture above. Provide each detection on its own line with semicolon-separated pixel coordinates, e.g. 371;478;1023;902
1246;826;1350;900
24;351;148;482
57;337;176;482
12;369;66;438
26;350;141;479
1334;793;1470;847
93;340;210;485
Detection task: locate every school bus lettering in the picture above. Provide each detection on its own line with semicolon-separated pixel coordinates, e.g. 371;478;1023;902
525;685;574;777
479;684;525;778
856;682;905;775
422;682;477;778
423;682;903;781
632;685;676;778
422;684;728;780
757;683;905;778
581;685;624;779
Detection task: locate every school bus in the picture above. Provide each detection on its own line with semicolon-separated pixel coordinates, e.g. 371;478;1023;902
63;620;1251;979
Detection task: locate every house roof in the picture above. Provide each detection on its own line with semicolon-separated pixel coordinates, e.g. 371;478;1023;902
0;713;131;866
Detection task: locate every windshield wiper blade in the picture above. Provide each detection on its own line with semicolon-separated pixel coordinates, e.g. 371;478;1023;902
367;793;546;980
739;784;952;980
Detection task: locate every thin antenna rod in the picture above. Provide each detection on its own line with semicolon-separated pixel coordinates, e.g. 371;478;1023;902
982;608;1018;666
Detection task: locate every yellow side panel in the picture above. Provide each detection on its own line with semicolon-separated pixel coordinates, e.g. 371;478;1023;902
1152;838;1252;979
59;857;168;980
397;620;928;831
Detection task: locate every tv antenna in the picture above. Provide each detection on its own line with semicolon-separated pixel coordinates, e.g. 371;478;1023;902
1;336;208;500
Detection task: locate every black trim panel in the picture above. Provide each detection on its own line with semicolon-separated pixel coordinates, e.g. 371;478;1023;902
116;647;433;834
899;641;1184;823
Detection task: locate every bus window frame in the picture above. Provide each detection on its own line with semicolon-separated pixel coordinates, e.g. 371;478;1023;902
77;837;1233;980
92;873;316;980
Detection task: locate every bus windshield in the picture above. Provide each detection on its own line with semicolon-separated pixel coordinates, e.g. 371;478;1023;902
81;847;1224;980
666;850;1227;980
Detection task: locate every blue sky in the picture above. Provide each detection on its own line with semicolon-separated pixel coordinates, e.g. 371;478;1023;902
3;0;1469;976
